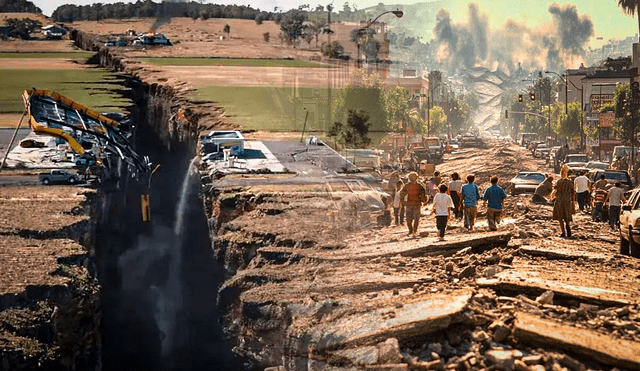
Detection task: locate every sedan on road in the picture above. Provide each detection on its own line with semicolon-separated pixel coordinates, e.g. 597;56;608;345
508;171;547;196
619;187;640;257
586;161;609;170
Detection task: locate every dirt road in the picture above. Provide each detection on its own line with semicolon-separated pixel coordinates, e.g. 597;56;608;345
207;138;640;371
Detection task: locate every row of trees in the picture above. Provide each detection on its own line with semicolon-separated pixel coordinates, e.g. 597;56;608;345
52;1;268;23
49;1;390;25
328;69;475;148
0;0;41;14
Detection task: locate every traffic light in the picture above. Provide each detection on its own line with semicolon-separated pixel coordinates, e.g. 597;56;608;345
518;94;523;102
530;91;536;101
505;109;508;119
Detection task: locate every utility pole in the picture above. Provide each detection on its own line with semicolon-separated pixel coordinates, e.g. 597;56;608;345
326;1;333;134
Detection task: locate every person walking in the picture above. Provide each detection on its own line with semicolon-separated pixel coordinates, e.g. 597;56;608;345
593;174;608;190
532;175;554;204
448;172;463;219
482;175;507;231
392;180;406;226
552;165;575;238
387;170;400;198
433;171;442;188
399;172;426;237
574;170;590;212
433;184;453;241
603;181;627;230
461;174;481;231
592;187;607;222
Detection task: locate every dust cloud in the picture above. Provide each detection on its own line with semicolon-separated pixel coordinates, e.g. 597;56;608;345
432;2;594;74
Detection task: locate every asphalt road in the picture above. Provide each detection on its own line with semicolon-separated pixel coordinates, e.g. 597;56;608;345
0;128;30;160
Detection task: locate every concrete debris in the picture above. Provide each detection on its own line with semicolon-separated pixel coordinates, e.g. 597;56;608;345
489;320;512;342
457;265;476;279
513;311;640;369
331;346;379;365
535;290;554;305
313;294;472;352
377;338;403;364
484;349;516;370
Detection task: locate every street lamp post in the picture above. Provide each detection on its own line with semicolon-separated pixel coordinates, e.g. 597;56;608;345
545;70;584;150
355;10;403;68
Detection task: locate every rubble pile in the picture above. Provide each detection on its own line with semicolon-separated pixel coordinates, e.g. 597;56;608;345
205;138;640;371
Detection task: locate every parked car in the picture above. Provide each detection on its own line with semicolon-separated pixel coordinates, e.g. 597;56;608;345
547;146;561;166
619;187;640;257
508;171;547;196
563;154;589;169
587;169;633;191
529;141;545;154
534;144;550;159
38;169;80;185
585;161;609;170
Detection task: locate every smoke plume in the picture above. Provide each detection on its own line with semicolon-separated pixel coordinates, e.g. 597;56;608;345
151;0;187;32
432;2;594;74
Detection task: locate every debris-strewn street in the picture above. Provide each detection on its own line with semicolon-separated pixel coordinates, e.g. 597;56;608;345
207;138;640;371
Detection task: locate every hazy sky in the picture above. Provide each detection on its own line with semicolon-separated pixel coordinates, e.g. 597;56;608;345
31;0;638;48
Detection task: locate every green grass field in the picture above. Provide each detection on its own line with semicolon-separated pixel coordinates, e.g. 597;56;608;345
196;85;332;131
140;57;327;68
0;69;130;113
0;52;95;59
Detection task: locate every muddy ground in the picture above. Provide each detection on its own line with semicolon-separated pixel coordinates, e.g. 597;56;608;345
209;138;640;370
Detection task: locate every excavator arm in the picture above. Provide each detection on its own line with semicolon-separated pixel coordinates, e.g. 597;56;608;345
22;89;150;175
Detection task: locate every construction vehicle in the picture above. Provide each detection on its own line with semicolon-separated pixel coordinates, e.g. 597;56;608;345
22;89;154;220
23;89;150;177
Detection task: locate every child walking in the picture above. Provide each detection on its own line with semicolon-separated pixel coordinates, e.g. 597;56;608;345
433;183;453;241
392;180;406;226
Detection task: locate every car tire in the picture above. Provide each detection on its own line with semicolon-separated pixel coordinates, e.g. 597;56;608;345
630;227;640;258
42;178;50;185
620;229;630;255
69;177;76;184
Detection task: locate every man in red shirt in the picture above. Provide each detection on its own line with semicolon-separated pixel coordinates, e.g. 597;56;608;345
400;172;426;236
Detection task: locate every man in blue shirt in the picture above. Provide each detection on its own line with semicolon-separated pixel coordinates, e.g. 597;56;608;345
482;175;507;231
461;174;481;232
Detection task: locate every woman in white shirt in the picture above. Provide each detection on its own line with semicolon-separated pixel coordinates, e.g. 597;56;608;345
433;183;453;241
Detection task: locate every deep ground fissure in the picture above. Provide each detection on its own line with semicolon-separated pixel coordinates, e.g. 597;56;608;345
95;77;241;371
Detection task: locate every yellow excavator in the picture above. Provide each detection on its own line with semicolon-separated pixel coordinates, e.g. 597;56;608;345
22;89;149;175
22;89;156;220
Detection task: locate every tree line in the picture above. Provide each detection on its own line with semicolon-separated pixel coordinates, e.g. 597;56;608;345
51;1;272;23
0;0;41;14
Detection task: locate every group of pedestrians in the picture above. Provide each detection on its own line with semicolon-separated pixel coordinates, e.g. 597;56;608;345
536;165;628;238
391;172;507;240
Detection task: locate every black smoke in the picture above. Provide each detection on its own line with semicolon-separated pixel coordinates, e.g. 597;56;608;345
548;2;594;55
431;2;594;74
151;0;187;32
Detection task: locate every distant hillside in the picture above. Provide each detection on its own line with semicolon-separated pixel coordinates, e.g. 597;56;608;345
0;0;41;14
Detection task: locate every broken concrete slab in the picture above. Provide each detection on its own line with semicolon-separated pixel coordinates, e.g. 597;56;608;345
330;346;378;366
518;245;610;262
312;293;472;352
259;232;511;262
513;311;640;370
476;275;630;307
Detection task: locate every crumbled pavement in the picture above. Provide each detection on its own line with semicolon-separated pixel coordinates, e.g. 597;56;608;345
206;139;640;370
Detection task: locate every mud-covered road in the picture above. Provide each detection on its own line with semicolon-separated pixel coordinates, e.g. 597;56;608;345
207;138;640;371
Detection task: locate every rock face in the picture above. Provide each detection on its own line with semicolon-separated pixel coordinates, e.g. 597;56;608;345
0;187;102;370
